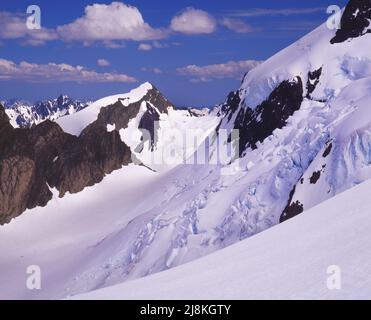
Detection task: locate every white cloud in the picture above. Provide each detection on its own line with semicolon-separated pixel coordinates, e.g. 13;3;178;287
228;7;325;17
57;2;167;42
170;8;217;35
2;5;237;47
141;67;162;74
0;58;136;83
97;58;111;67
152;68;163;74
0;11;58;45
103;40;126;48
221;18;253;33
152;40;168;48
177;60;262;81
138;43;152;51
139;41;170;51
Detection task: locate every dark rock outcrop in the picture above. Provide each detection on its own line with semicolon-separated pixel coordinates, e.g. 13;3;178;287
306;67;322;99
218;91;241;122
138;86;174;150
280;186;304;223
0;109;75;224
331;0;371;44
232;77;304;156
322;142;333;158
309;171;321;184
139;103;161;150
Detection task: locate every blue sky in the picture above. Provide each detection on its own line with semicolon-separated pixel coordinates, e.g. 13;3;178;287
0;0;347;106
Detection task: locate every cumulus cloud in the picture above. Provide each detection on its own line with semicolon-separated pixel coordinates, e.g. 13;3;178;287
0;4;261;48
57;2;167;42
138;43;152;51
221;18;253;33
0;58;136;83
177;60;262;81
170;8;217;35
97;58;111;67
0;11;58;45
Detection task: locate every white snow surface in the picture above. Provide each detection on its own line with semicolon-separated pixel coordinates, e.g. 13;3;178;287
121;105;220;172
73;178;371;300
0;165;159;299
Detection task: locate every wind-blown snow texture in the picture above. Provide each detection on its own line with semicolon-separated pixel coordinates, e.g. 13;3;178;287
0;0;371;299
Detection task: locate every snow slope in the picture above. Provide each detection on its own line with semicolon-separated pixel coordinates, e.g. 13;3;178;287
0;164;159;299
281;76;371;219
63;18;371;291
73;178;371;300
236;19;371;110
121;106;220;172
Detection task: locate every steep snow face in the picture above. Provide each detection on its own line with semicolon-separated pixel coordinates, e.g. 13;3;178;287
73;178;371;300
229;18;371;113
281;76;371;221
2;96;91;128
214;2;371;225
120;106;220;172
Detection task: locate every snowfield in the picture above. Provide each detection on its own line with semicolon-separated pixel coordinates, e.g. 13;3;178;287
72;178;371;300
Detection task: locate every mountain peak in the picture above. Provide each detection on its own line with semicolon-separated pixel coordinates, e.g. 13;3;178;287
141;81;153;87
136;81;154;93
56;94;73;106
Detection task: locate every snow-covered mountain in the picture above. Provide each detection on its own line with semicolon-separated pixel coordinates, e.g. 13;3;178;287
2;95;91;128
56;82;220;172
0;0;370;300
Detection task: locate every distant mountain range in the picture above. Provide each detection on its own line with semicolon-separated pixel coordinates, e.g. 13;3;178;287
0;96;213;129
1;95;92;128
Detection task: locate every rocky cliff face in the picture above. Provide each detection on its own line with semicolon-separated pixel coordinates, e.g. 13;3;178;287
331;0;371;44
235;77;304;156
217;77;304;157
0;107;73;223
0;86;173;224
